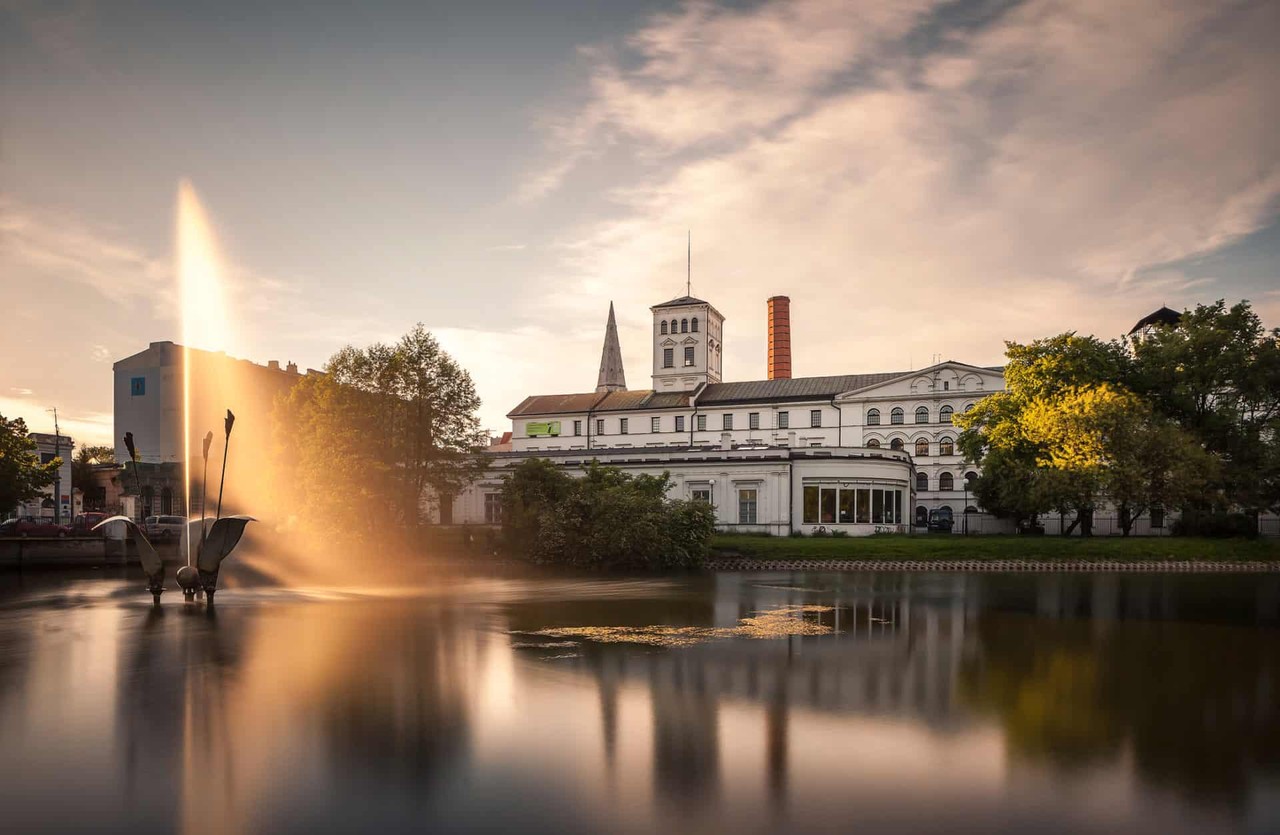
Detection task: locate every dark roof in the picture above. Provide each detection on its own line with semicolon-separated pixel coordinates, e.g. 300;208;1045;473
698;373;906;405
509;389;696;417
651;295;711;310
1128;306;1182;334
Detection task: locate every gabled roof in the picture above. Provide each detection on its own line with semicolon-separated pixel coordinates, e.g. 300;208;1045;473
1128;306;1182;334
697;373;904;405
508;389;696;417
651;295;710;310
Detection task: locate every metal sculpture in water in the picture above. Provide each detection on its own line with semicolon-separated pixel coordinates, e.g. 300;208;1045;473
95;414;254;605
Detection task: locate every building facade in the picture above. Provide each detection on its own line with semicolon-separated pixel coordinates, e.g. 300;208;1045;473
452;292;1005;535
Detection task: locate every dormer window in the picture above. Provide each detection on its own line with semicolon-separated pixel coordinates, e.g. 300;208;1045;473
660;321;668;335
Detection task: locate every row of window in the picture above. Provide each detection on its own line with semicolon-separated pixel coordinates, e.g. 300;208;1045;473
584;409;826;436
660;317;699;335
867;437;956;455
867;404;971;426
802;486;905;525
915;471;978;492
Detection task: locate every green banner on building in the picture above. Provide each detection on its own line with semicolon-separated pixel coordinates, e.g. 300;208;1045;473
526;421;561;437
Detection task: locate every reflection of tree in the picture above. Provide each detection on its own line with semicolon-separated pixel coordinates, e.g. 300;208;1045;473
960;612;1280;810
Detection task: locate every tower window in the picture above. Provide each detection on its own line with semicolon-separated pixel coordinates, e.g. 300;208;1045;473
681;319;688;333
684;346;694;366
663;348;673;368
670;319;678;332
691;317;699;332
660;321;668;335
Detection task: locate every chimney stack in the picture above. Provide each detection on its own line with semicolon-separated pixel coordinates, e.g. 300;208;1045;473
767;295;792;380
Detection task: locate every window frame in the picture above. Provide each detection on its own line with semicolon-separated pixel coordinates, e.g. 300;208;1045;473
619;418;629;435
915;406;930;424
737;488;758;525
890;407;905;425
810;409;821;428
778;411;789;429
675;415;685;432
723;413;734;430
867;408;880;425
663;347;674;368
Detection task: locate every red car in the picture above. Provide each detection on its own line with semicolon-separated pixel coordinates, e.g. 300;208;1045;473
0;517;72;537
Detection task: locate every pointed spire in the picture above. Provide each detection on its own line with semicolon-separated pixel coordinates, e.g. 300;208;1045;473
596;302;627;393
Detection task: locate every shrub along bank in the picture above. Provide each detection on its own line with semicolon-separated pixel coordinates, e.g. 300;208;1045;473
711;533;1280;562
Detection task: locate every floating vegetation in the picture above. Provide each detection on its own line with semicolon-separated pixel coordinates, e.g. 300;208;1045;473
528;605;833;648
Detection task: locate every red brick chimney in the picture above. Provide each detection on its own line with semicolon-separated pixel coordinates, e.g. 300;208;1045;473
767;295;792;380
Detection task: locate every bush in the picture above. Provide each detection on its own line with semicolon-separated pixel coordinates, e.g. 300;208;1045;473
500;460;716;568
1172;510;1257;538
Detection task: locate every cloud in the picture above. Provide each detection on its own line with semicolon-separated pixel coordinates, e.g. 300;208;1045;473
525;0;1280;382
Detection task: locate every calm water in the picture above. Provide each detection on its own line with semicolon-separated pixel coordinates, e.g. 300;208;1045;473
1;568;1277;834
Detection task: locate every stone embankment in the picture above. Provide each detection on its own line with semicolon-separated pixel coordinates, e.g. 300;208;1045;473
707;557;1280;572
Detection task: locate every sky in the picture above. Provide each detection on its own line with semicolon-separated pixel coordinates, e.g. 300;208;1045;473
2;0;1278;446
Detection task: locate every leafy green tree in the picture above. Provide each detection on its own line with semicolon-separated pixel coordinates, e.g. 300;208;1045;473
275;324;487;542
500;460;715;568
0;414;60;516
1128;300;1280;521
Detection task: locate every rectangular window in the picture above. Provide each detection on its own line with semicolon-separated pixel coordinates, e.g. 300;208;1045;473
856;489;871;524
692;488;711;504
810;409;822;428
620;418;629;434
803;486;819;523
483;493;502;524
130;376;146;396
697;414;707;431
723;414;733;430
649;416;660;433
738;489;758;525
778;411;789;429
663;348;674;368
675;415;685;432
872;490;884;524
820;487;838;524
895;490;903;524
749;412;760;430
838;488;855;524
944;381;950;391
573;420;582;436
595;419;604;435
684;346;695;367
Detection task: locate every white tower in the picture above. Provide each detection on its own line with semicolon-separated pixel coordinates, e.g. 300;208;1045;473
650;295;724;391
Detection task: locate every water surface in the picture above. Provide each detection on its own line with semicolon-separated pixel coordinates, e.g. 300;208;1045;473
1;568;1277;834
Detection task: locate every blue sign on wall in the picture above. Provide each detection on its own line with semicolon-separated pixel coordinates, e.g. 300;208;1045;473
130;377;146;396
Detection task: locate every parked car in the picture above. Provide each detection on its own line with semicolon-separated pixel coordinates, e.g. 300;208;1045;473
144;515;186;539
3;516;71;537
927;507;954;533
72;512;110;536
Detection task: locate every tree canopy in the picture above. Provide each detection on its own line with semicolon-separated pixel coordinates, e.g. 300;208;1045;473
0;414;60;516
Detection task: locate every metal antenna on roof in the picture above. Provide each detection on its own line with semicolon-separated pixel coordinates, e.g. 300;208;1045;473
687;230;691;297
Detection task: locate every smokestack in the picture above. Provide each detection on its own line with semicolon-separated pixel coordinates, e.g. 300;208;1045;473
767;295;792;380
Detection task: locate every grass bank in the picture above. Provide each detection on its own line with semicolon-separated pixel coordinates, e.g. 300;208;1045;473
710;533;1280;562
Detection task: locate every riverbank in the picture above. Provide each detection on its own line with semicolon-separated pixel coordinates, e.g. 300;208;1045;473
711;533;1280;562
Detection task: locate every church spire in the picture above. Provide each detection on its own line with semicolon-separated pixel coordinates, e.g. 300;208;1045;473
596;302;627;393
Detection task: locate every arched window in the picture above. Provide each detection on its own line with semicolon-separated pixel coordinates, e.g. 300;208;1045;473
867;408;881;425
915;506;928;526
915;438;929;456
681;319;688;333
916;472;928;492
866;438;881;448
691;317;699;332
939;405;954;424
915;406;929;424
890;407;904;425
964;403;975;412
939;472;954;491
670;319;678;332
965;471;978;486
660;321;668;335
890;438;904;451
939;437;954;455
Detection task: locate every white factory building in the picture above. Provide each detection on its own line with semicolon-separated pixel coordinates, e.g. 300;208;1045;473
451;293;1006;535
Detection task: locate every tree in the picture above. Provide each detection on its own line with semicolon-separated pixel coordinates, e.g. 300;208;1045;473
275;324;487;542
71;445;115;497
500;460;716;568
1128;300;1280;521
0;414;60;516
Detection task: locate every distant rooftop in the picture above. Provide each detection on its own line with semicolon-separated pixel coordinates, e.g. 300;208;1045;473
650;295;712;310
1128;306;1182;334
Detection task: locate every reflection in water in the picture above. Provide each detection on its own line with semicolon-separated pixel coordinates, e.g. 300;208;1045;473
0;570;1275;834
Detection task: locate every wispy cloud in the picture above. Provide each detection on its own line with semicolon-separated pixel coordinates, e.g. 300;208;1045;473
523;0;1280;381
